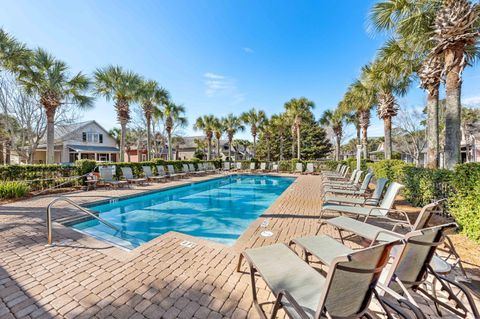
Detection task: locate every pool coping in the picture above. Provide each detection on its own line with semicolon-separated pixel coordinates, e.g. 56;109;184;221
52;172;299;259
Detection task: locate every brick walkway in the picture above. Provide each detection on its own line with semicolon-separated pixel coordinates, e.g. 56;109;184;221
0;174;478;318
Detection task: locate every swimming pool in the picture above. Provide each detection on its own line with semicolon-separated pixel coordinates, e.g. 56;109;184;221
71;175;295;249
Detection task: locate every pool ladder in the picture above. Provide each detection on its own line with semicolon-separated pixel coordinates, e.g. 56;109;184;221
46;196;120;246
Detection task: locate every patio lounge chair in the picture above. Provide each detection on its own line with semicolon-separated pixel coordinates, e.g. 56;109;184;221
320;182;409;225
318;200;469;279
204;163;216;174
322;174;383;207
121;167;147;185
188;163;204;175
322;166;350;182
320;164;343;178
182;164;192;176
323;170;363;191
167;165;185;179
237;239;402;319
295;162;303;174
259;162;267;172
271;163;279;172
305;162;315;174
99;166;128;189
249;162;256;172
322;173;378;199
223;162;231;172
290;224;475;318
142;166;167;183
156;165;170;180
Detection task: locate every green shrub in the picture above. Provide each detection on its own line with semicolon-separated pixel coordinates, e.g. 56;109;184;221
401;167;452;207
75;159;97;176
0;181;30;199
368;160;410;182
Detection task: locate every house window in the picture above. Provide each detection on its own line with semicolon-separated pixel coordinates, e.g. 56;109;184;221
82;132;103;143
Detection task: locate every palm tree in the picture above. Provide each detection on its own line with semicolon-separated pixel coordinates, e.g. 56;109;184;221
240;108;267;159
212;117;224;159
284;97;315;159
16;48;93;164
108;128;121;148
320;108;345;161
221;114;244;161
261;119;274;161
154;102;187;160
345;78;376;159
194;115;216;160
270;114;289;160
94;65;142;162
370;0;441;167
0;28;30;73
172;136;184;160
138;79;169;160
432;0;479;169
364;57;411;160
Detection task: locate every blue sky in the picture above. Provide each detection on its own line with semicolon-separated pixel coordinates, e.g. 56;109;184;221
1;0;479;140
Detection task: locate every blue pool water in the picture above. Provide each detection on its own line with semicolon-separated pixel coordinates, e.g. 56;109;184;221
72;175;295;249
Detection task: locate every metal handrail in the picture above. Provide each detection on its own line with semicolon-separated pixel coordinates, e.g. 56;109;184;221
46;196;120;245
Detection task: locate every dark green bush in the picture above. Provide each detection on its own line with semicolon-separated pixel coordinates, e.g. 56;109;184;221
75;159;97;175
368;160;410;182
0;181;30;199
401;167;453;207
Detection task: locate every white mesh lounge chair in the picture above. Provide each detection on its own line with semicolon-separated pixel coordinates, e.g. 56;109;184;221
323;166;350;182
271;163;279;172
249;162;256;171
99;166;128;189
188;163;204;175
320;182;409;225
223;162;231;171
156;165;170;180
182;164;191;176
305;162;315;174
322;175;383;207
323;173;377;198
259;162;267;172
237;239;402;319
167;165;185;179
120;167;147;185
321;164;344;178
323;170;363;191
295;162;303;174
142;166;166;183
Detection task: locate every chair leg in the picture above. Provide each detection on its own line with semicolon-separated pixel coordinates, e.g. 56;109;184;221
249;265;268;319
236;254;244;273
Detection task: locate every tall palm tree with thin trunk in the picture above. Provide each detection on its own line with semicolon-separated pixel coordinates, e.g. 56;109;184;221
17;48;93;164
138;79;169;161
221;114;244;161
270;114;289;160
212;117;224;159
364;56;411;160
241;108;266;159
94;65;142;162
432;0;479;169
194;115;216;160
284;97;315;160
320;108;345;161
155;102;187;160
261;119;274;161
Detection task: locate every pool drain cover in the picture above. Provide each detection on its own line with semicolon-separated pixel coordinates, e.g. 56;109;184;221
260;231;273;237
180;240;196;248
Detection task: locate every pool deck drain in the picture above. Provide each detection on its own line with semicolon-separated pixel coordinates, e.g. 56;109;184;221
0;173;477;318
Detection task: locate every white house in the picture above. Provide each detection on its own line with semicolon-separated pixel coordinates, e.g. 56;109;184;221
13;120;120;164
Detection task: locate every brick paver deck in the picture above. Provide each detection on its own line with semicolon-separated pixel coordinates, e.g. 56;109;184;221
0;173;478;318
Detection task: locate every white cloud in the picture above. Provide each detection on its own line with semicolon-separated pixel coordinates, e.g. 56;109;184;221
463;95;480;107
203;72;245;104
243;47;254;54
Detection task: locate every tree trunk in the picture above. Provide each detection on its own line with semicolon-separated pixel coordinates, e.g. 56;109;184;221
207;138;212;160
0;141;4;164
296;125;301;160
444;46;463;170
217;138;221;158
120;121;127;162
228;138;232;160
361;127;368;159
267;140;271;162
252;134;256;159
426;91;440;168
5;140;10;164
167;131;172;160
291;126;296;159
279;134;284;161
45;107;56;164
335;135;341;161
146;114;152;161
384;116;392;160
